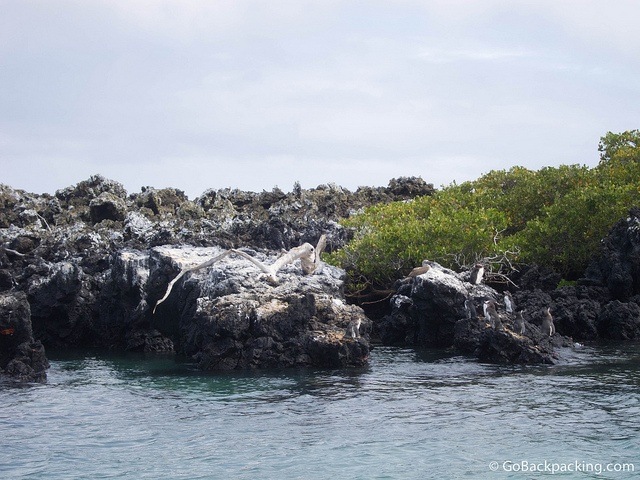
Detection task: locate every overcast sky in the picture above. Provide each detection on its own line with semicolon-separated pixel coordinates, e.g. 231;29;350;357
2;1;639;199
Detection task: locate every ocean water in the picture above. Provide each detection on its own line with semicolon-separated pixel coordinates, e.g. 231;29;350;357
1;344;639;479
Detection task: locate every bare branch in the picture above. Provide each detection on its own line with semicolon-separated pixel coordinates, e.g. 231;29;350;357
230;249;280;284
153;250;233;314
35;212;52;232
360;290;395;306
154;236;329;314
273;243;315;273
315;234;327;264
492;227;506;246
447;242;521;289
2;246;26;257
234;240;322;283
485;270;519;289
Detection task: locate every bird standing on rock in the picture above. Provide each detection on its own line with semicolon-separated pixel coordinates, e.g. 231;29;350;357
469;263;485;285
504;291;515;314
513;311;526;335
464;298;476;320
484;300;502;330
345;318;362;339
407;265;430;278
541;307;555;336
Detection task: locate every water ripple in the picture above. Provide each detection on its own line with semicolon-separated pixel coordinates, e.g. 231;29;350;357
1;345;639;479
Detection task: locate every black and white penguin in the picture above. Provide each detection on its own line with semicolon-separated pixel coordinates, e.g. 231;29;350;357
483;299;490;322
469;263;485;285
540;307;555;336
503;291;515;314
345;318;362;339
464;298;476;320
484;300;502;330
513;311;526;335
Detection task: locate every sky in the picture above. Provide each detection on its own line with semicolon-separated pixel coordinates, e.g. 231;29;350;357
2;1;640;199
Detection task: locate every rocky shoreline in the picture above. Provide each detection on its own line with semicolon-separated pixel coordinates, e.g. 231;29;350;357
0;175;430;381
374;208;640;364
1;175;639;382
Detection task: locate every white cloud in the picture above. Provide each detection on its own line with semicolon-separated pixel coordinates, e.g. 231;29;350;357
98;0;340;42
1;0;639;197
536;1;640;54
417;47;531;63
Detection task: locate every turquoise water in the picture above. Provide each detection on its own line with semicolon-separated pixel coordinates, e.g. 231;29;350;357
1;345;639;479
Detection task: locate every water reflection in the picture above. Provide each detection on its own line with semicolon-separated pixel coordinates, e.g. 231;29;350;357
42;343;640;407
2;343;638;479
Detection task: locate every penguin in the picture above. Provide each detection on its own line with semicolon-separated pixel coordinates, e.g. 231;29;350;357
345;317;362;339
488;301;502;330
464;298;476;320
493;314;503;331
469;263;485;285
540;307;555;336
484;300;502;330
503;291;515;315
513;311;526;335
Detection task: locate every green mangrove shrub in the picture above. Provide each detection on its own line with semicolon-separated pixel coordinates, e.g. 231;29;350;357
326;131;640;290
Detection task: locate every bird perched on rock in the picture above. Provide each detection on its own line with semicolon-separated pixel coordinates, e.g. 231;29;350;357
407;265;430;278
483;300;502;330
399;264;431;285
469;263;485;285
503;291;515;314
513;311;526;335
345;317;362;339
464;298;476;320
540;307;555;336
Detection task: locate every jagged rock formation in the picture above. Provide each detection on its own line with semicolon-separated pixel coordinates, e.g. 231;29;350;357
0;291;49;382
193;178;434;251
1;174;434;252
513;287;607;341
378;261;568;364
3;173;640;373
379;261;498;347
376;207;640;363
151;246;369;369
576;207;640;340
583;207;640;300
0;174;429;379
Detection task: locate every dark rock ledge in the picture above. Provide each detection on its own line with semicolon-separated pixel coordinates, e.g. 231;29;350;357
375;207;640;364
0;291;49;382
2;174;640;379
1;175;432;381
377;261;571;365
148;245;370;370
